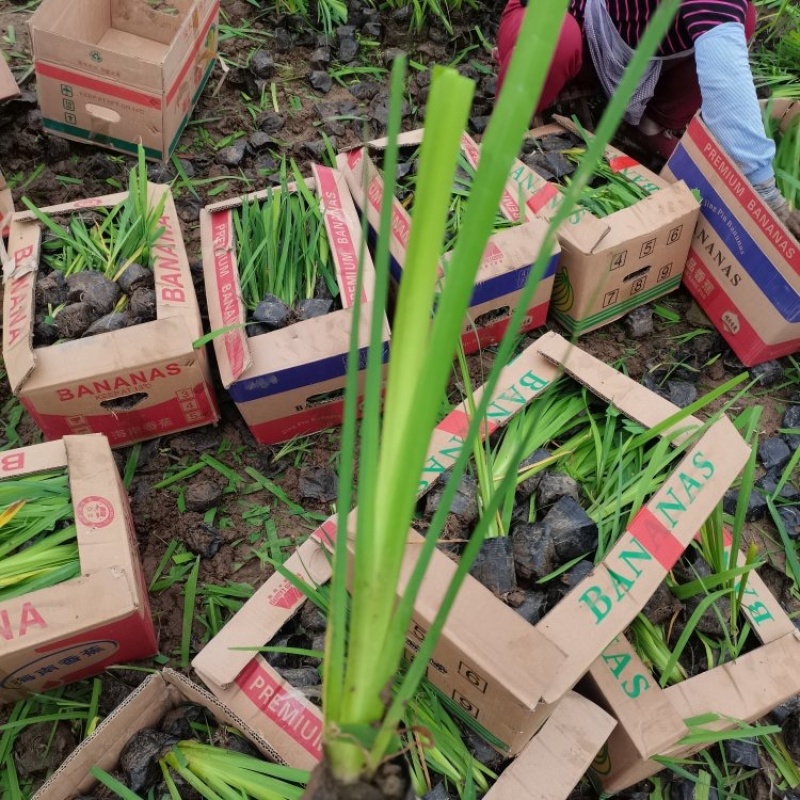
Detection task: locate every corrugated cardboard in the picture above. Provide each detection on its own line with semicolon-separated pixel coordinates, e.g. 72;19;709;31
507;118;700;335
585;532;800;792
2;184;220;447
662;100;800;366
336;129;559;355
29;0;219;161
0;168;13;239
0;56;20;104
0;435;157;705
32;670;291;800
200;164;390;446
194;331;750;761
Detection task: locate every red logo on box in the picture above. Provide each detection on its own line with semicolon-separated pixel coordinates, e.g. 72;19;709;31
76;496;115;528
268;579;305;610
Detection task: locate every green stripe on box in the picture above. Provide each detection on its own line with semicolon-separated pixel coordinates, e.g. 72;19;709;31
555;275;682;334
42;120;162;160
167;59;217;157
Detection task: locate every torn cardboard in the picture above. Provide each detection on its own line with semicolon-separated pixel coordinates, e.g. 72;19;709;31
0;435;157;705
0;168;13;239
30;0;219;161
195;331;750;761
507;118;700;335
200;164;389;445
585;531;800;792
2;183;220;447
663;100;800;365
32;669;292;800
337;129;559;355
0;56;20;104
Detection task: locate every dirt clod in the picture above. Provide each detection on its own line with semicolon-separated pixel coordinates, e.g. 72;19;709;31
66;271;122;315
82;311;129;337
13;721;77;777
183;522;224;558
129;287;157;321
308;70;333;94
297;297;333;320
512;522;557;581
35;270;67;308
253;294;291;328
299;465;338;502
117;262;154;294
184;479;223;512
54;301;97;339
120;729;179;792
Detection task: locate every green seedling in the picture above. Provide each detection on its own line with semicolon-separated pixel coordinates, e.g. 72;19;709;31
0;469;77;603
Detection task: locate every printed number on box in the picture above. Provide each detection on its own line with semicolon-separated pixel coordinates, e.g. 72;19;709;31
657;263;673;283
667;225;683;244
452;689;480;718
629;276;647;295
458;661;487;693
640;238;657;258
610;251;627;270
603;289;620;308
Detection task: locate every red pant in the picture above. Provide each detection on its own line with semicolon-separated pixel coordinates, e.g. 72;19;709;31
496;1;756;130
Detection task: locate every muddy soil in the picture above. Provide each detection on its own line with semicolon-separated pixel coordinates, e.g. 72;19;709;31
1;0;799;797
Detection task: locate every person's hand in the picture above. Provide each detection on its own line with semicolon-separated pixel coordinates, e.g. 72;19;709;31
775;205;800;240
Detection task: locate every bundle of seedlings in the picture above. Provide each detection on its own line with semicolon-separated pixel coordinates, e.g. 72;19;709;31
22;148;166;347
0;467;77;603
764;105;800;211
234;160;341;338
87;706;309;800
384;147;523;254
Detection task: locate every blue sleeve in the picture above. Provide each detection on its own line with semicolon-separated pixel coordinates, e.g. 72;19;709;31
694;22;775;185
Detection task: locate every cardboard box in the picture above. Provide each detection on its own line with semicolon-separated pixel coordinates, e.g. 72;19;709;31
2;184;220;447
0;435;157;705
507;118;700;335
0;168;13;240
337;130;560;355
200;164;390;446
585;532;800;792
30;0;219;162
194;331;750;759
32;669;292;800
0;56;20;105
662;100;800;366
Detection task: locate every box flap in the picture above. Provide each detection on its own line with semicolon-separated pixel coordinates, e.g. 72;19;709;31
0;439;68;477
0;168;14;236
488;692;616;800
0;58;20;103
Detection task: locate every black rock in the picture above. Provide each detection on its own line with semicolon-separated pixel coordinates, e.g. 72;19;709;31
337;37;359;63
248;131;273;151
768;695;800;725
779;506;800;539
250;49;275;79
464;727;504;770
253;294;291;329
147;162;175;183
297;298;333;319
183;522;223;558
54;302;97;339
667;380;698;409
255;154;280;173
382;46;405;66
273;27;292;52
469;536;517;596
522;152;556;181
624;305;654;339
33;320;60;346
424;472;479;526
177;196;204;224
541;151;575;179
66;271;121;314
82;311;129;337
246;322;270;338
722;737;760;769
308;70;333;94
512;590;548;624
217;140;248;167
120;729;179;792
176;158;196;178
46;136;72;163
469;115;490;135
669;778;717;800
423;781;457;800
642;581;682;625
783;404;800;451
559;559;594;590
258;111;286;134
278;666;321;688
299;465;338;503
759;436;792;472
749;359;783;387
516;448;551;500
512;522;558;581
35;270;67;309
310;47;331;70
783;709;800;762
542;496;598;563
301;600;328;633
348;81;381;101
184;480;223;512
160;704;211;739
362;20;383;38
722;488;767;522
129;287;157;321
536;472;581;509
755;468;800;500
116;262;154;295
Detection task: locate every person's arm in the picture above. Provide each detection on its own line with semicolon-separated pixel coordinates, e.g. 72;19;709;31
694;22;800;236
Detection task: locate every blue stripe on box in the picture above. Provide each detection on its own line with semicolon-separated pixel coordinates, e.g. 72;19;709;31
228;342;389;403
668;147;800;323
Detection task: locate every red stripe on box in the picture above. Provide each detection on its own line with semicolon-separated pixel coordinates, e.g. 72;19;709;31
686;120;800;276
247;399;350;445
35;63;162;109
166;0;220;103
461;298;548;355
436;409;498;439
526;183;560;215
607;155;639;173
235;660;323;760
627;507;685;570
684;249;800;365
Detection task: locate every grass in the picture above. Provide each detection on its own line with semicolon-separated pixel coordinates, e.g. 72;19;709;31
764;106;800;211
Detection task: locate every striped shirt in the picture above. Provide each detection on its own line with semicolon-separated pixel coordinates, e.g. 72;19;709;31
566;0;750;55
